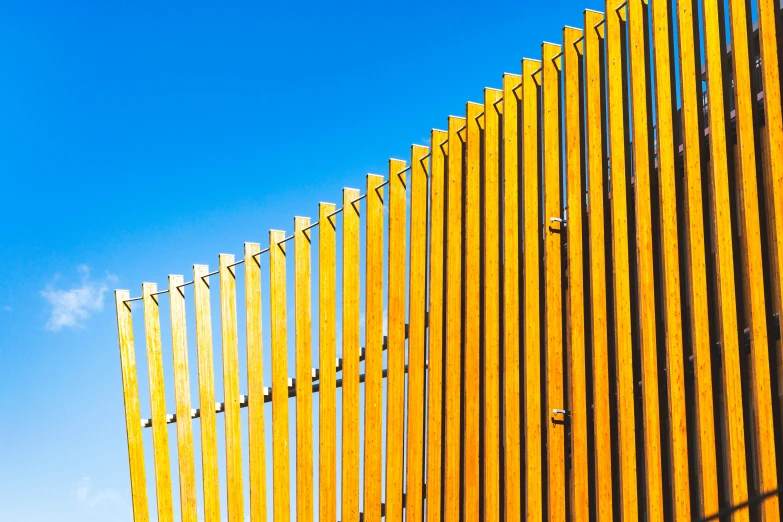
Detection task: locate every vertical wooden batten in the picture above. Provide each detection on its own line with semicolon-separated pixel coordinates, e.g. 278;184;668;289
142;282;175;522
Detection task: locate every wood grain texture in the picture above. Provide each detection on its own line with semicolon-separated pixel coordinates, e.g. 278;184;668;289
756;0;783;451
701;0;750;517
542;42;565;522
626;1;664;518
386;158;408;522
219;254;244;522
444;115;465;522
364;174;385;522
521;58;543;522
142;282;175;522
426;129;448;522
269;232;291;522
562;26;588;522
341;189;361;522
405;144;429;522
604;3;640;517
114;290;150;522
463;102;481;522
673;0;719;515
168;275;197;522
726;1;780;516
193;264;221;522
648;0;692;518
294;218;314;522
500;73;522;522
583;12;614;522
319;203;338;522
482;88;502;522
245;242;268;522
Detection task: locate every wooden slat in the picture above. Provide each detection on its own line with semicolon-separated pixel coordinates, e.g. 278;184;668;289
426;129;448;522
193;264;221;522
626;1;664;517
269;232;291;522
219;254;244;522
520;57;542;522
562;26;588;522
114;290;150;522
542;42;565;522
756;0;783;450
604;2;640;517
405;144;429;522
501;72;522;522
319;202;338;522
444;115;465;522
386;157;408;522
726;0;780;515
482;88;502;522
673;0;719;515
342;188;361;522
168;275;197;522
463;102;481;522
245;242;268;522
364;174;385;522
701;0;750;516
142;282;175;522
583;11;613;522
294;217;314;522
648;0;692;518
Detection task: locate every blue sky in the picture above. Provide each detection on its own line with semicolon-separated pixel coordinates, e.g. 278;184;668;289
0;1;604;520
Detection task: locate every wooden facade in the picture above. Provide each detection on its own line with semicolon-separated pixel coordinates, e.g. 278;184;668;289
116;1;783;519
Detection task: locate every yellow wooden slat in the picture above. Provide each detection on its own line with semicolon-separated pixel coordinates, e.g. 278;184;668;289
562;26;588;522
426;129;447;522
604;2;640;517
386;157;408;522
541;42;565;522
725;0;780;514
269;232;291;522
168;275;197;522
294;217;314;522
756;0;783;444
701;0;750;517
245;242;268;522
405;144;429;522
142;282;175;522
341;188;361;522
219;254;244;522
319;202;338;522
482;88;502;522
583;11;614;522
444;115;465;522
193;265;221;522
625;1;664;517
463;102;481;522
114;290;150;522
500;72;522;522
520;57;542;522
364;174;385;522
648;0;692;517
673;0;719;515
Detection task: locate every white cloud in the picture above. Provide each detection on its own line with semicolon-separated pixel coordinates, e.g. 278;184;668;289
74;477;124;509
2;305;10;312
41;266;117;332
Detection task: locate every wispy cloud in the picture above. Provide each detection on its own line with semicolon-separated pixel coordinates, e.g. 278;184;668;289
2;305;10;312
74;477;124;509
41;265;117;332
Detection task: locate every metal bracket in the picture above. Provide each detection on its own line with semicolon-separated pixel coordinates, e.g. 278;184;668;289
549;217;567;226
552;408;569;416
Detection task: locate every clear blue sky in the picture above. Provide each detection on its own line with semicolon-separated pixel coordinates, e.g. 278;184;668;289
0;1;603;520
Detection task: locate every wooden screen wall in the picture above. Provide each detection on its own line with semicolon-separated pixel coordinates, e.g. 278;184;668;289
115;1;783;520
